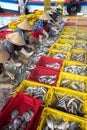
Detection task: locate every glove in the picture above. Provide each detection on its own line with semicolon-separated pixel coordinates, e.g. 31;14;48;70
39;35;43;43
42;30;49;39
20;48;34;58
51;27;59;34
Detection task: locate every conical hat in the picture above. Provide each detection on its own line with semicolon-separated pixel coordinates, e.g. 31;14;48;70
18;19;33;31
0;49;10;63
51;7;57;12
57;5;62;10
47;10;53;15
6;32;25;46
39;13;52;21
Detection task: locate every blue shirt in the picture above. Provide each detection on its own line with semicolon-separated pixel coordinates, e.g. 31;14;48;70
47;22;52;29
32;20;44;32
14;28;28;42
1;40;14;56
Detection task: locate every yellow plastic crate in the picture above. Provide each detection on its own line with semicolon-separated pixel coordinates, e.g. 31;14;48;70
50;43;72;52
8;20;21;30
56;39;75;47
62;60;87;76
61;31;76;36
78;28;87;33
47;87;87;118
74;40;87;50
13;80;51;106
59;35;76;40
57;72;87;93
47;49;70;60
37;107;87;130
75;40;87;45
70;49;86;64
62;26;77;32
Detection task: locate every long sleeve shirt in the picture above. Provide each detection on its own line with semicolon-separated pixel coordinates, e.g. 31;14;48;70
14;28;29;43
32;20;44;32
1;39;15;56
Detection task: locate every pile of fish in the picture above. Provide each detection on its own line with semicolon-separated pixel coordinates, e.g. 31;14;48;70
0;85;14;110
64;65;87;76
51;53;67;60
38;75;57;85
43;115;82;130
25;86;48;103
46;63;61;70
61;79;86;92
74;43;87;50
2;109;34;130
53;94;84;116
71;53;85;63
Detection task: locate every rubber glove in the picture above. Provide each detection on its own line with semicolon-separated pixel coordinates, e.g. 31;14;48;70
51;27;59;34
42;30;49;39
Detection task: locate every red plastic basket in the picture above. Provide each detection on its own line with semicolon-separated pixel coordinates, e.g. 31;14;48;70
0;92;41;130
36;56;63;71
32;106;44;130
28;66;60;86
65;23;76;26
0;30;12;39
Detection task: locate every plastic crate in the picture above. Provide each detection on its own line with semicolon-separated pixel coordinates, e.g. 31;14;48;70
74;40;87;50
32;106;44;130
28;66;60;86
62;60;87;76
13;80;51;106
0;92;41;130
78;28;87;33
0;30;12;39
64;23;76;26
59;35;76;40
50;43;72;52
37;107;87;130
47;87;87;118
75;40;87;44
62;26;77;32
47;49;70;61
70;49;86;64
61;31;76;36
57;72;87;93
56;39;75;46
36;56;63;71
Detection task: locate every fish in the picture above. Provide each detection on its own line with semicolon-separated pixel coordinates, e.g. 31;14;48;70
38;74;57;85
51;53;67;60
1;109;34;130
43;115;81;130
53;94;84;116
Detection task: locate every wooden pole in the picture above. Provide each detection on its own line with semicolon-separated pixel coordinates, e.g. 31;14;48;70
44;0;51;11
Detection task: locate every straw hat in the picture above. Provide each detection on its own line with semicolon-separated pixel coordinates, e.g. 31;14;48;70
39;13;52;21
18;19;33;31
0;49;10;63
47;10;53;15
51;7;57;12
6;32;25;46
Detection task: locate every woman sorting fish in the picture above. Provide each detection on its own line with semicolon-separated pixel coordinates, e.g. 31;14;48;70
0;32;25;60
14;19;32;45
29;12;59;44
14;19;35;57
